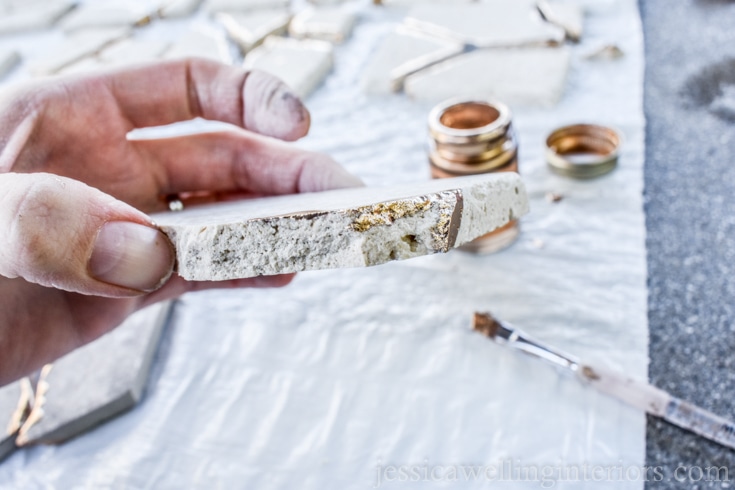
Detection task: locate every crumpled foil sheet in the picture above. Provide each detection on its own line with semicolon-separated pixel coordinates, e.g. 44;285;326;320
0;0;647;488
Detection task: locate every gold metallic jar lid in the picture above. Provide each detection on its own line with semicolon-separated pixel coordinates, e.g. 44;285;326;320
428;98;513;145
545;124;621;179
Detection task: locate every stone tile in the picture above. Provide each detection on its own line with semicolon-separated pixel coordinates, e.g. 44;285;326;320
159;0;203;18
404;2;563;47
28;27;131;76
205;0;289;14
361;30;447;94
289;7;356;44
361;1;573;104
243;36;333;98
0;0;75;35
216;9;291;53
0;381;24;462
59;3;154;32
0;50;20;80
152;174;529;281
163;29;232;63
16;302;172;446
59;39;171;75
99;38;171;64
405;46;571;107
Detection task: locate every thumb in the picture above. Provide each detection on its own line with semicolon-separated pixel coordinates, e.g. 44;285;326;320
0;173;174;296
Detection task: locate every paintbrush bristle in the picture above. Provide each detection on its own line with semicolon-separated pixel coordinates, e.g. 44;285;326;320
472;312;501;338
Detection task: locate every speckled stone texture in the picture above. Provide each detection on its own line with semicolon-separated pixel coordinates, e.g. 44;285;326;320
153;174;528;281
642;0;735;486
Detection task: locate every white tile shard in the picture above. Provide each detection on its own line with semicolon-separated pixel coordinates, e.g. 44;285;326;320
244;36;333;98
0;0;75;35
59;38;171;75
289;7;357;44
59;3;153;32
28;27;130;76
0;381;23;462
205;0;289;14
164;29;232;63
152;173;529;281
216;9;291;53
404;2;564;46
159;0;203;18
0;50;20;80
405;46;571;107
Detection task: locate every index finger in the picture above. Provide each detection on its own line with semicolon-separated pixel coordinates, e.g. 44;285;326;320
103;58;311;141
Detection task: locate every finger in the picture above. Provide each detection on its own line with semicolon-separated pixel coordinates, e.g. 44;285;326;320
101;59;310;141
140;273;296;307
0;173;175;297
132;129;364;206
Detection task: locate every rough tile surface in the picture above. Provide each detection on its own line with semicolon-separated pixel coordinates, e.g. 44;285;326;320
153;174;528;281
17;302;172;446
243;36;333;98
289;7;357;44
216;9;291;53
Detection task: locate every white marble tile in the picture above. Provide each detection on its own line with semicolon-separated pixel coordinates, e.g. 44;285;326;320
216;9;291;53
27;27;131;76
205;0;289;14
289;7;356;44
163;29;232;63
243;36;333;98
159;0;203;18
405;47;571;107
0;50;20;80
0;0;75;35
59;3;154;32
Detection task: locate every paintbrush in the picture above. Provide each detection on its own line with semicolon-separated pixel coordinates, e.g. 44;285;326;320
472;312;735;451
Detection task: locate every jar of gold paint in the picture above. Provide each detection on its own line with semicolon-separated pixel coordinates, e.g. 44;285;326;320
428;98;520;253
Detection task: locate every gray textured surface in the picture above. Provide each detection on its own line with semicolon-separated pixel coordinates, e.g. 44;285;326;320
0;382;21;462
642;0;735;486
18;302;171;445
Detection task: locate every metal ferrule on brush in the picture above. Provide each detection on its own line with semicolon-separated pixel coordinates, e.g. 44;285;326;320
472;312;580;371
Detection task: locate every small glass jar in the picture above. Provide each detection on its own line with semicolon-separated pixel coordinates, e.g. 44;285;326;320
427;98;520;254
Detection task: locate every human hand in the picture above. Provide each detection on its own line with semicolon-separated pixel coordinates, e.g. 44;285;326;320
0;58;362;385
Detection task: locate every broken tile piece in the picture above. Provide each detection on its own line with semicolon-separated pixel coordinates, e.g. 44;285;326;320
0;381;23;462
405;2;564;47
152;173;529;281
404;47;571;107
16;302;172;446
0;0;75;35
164;29;232;63
28;27;130;76
244;36;333;98
216;9;291;53
0;50;20;80
361;30;448;94
159;0;203;18
205;0;289;14
289;7;356;44
99;38;171;64
60;3;154;32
